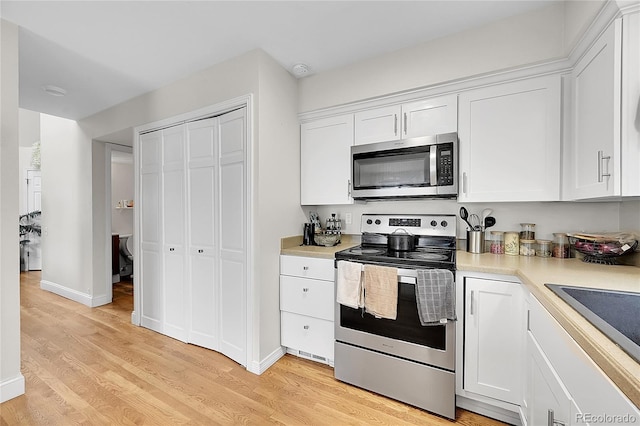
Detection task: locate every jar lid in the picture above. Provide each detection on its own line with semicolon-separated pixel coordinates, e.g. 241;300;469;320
520;239;536;243
490;231;504;235
536;239;551;244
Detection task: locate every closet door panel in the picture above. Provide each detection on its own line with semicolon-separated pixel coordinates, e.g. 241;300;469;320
219;257;246;366
189;251;217;349
140;250;162;332
188;167;215;248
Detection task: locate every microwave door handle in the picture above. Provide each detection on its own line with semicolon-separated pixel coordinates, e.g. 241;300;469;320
429;145;437;185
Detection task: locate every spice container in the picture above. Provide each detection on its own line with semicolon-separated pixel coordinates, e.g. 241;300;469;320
489;231;505;254
536;239;552;257
520;223;536;240
504;232;520;256
520;239;536;256
553;233;570;258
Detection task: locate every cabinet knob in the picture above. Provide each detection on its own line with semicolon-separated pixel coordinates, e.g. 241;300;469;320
198;249;204;253
302;288;309;292
303;325;309;330
303;266;309;271
169;247;175;252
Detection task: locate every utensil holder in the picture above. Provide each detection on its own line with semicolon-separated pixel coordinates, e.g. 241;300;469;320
467;230;485;254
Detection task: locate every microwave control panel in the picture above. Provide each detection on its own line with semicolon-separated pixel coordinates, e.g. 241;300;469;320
438;143;454;186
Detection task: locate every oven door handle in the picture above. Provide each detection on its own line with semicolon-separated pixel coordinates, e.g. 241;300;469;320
399;275;417;285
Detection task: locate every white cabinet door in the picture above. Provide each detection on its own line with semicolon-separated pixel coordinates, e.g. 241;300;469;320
622;12;640;197
281;312;334;361
301;114;354;205
139;130;163;333
526;332;573;426
354;105;401;145
464;277;523;404
568;19;622;199
218;108;247;366
353;95;458;146
280;255;335;281
162;125;187;342
458;75;561;202
186;118;218;350
402;95;457;138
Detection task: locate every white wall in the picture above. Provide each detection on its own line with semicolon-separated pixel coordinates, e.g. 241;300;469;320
0;18;25;403
40;114;96;304
255;51;306;361
298;3;567;113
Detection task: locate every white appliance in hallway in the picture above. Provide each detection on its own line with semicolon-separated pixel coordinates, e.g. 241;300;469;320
25;169;42;270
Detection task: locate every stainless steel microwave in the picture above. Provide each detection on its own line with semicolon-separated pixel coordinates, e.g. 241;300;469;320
351;132;458;200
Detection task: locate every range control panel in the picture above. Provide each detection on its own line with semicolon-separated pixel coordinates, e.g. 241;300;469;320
361;214;456;237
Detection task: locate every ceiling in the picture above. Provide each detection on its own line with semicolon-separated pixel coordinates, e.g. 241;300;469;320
1;1;558;122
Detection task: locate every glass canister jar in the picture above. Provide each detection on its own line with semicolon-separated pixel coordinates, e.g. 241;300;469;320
553;233;570;258
520;223;536;240
520;239;536;256
489;231;505;254
536;239;552;257
504;231;520;256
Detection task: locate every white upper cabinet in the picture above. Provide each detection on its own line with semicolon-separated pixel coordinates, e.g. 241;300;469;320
622;12;640;197
354;95;457;145
566;19;622;200
458;75;561;202
301;114;354;205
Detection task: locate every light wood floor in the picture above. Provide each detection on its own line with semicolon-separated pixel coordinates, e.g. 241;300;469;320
1;271;507;425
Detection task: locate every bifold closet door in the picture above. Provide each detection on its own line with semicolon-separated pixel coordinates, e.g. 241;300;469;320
139;130;163;333
186;118;218;350
161;125;188;342
218;108;247;366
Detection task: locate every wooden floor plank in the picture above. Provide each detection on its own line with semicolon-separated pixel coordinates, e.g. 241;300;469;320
1;272;508;425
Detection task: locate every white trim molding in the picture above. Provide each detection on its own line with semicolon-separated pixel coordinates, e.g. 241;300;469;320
0;374;25;403
247;346;286;375
40;280;110;307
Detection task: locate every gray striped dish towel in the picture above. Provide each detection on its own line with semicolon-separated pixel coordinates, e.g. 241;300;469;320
415;269;456;326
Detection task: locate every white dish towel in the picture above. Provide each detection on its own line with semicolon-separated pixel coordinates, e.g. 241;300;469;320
336;260;363;309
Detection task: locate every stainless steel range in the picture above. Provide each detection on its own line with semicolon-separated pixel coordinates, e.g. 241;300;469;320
334;213;456;420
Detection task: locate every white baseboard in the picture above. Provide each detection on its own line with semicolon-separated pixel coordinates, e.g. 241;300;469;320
0;374;25;403
40;280;110;308
457;395;523;425
247;346;286;375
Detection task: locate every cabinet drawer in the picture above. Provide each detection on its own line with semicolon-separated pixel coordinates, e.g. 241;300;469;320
280;255;334;281
280;275;334;320
281;311;334;360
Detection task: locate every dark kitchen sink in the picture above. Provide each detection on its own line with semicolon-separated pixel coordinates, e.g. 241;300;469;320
545;284;640;363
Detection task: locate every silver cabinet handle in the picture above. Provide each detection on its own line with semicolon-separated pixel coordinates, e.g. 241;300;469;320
597;150;611;183
470;290;475;316
347;179;352;198
403;112;408;135
548;409;565;426
462;172;468;195
394;114;398;136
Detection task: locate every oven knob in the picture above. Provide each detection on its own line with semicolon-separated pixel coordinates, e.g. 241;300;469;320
441;220;448;227
375;219;381;225
366;219;373;225
430;220;437;227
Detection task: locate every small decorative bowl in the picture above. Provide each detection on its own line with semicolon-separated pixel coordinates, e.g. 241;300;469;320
314;233;340;247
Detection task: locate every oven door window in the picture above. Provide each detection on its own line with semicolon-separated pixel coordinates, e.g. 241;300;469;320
353;146;431;189
340;281;446;350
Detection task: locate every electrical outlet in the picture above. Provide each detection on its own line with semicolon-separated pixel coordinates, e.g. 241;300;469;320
345;213;352;225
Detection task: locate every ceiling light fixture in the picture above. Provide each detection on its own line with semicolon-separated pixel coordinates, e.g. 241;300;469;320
291;63;312;78
42;85;67;97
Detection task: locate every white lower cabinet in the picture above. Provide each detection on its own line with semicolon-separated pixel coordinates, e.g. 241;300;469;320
524;294;640;426
463;277;524;405
280;255;335;365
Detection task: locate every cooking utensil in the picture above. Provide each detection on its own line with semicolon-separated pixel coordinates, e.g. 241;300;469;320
484;216;496;229
387;228;417;251
469;214;482;230
459;207;474;230
481;208;493;223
